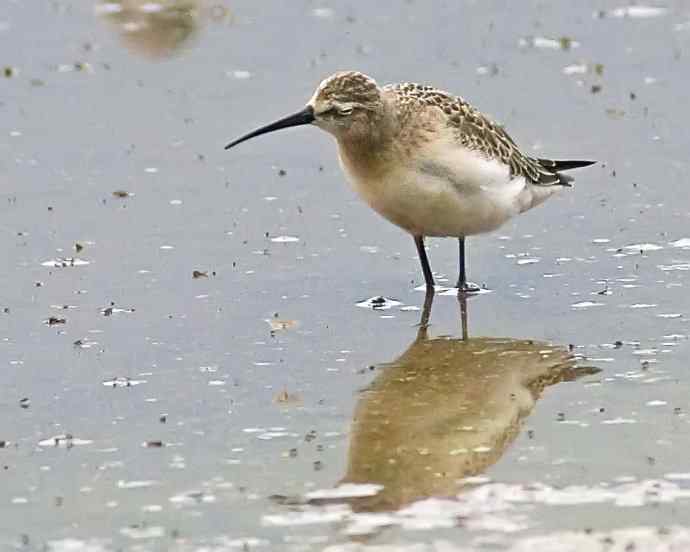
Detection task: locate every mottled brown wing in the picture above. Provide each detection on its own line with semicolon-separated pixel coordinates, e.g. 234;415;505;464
388;82;562;186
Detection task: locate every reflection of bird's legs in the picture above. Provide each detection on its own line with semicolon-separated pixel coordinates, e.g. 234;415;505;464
417;287;435;339
458;292;469;341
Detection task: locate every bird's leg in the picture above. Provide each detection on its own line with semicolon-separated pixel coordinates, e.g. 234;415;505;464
414;235;435;290
456;237;480;293
456;237;468;290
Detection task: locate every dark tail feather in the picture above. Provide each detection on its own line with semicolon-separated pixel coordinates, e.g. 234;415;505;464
538;159;596;172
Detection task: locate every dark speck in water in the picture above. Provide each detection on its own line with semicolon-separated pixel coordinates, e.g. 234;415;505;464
45;316;66;326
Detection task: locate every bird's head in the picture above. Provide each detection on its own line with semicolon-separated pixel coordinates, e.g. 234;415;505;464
224;71;384;150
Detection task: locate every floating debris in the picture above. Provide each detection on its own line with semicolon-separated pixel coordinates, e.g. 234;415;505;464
44;316;66;326
256;431;298;441
117;480;159;490
41;258;90;267
73;338;99;349
571;301;604;309
112;190;132;198
228;69;251;79
101;304;135;316
38;434;93;447
192;270;208;279
270;235;299;243
602;417;637;425
274;389;302;404
102;377;147;388
607;5;667;19
312;7;334;18
169;490;216;505
562;63;589;75
519;36;580;50
266;317;298;332
120;525;165;539
356;296;403;310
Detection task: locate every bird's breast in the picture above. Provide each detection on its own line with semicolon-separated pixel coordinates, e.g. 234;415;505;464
337;141;529;237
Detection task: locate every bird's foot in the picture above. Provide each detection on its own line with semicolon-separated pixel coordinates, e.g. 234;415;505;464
456;281;483;295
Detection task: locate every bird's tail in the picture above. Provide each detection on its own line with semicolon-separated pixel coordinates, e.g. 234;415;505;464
538;159;596;172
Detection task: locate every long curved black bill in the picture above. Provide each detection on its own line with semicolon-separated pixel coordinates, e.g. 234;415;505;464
224;106;315;150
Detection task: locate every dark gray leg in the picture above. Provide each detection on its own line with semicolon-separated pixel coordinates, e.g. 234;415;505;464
456;237;468;290
414;235;434;289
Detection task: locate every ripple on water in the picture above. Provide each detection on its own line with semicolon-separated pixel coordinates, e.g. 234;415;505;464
305;484;384;500
266;479;690;538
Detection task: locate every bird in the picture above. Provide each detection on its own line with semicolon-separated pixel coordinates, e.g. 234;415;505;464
225;71;595;293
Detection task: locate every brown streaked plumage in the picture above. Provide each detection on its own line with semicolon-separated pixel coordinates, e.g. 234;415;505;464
225;71;595;293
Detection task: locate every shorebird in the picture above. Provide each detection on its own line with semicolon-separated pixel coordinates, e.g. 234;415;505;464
225;71;594;292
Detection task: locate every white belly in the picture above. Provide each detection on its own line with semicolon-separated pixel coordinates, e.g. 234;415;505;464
339;143;556;238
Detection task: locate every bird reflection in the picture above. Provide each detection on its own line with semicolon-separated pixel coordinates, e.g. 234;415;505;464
337;292;598;512
95;0;200;59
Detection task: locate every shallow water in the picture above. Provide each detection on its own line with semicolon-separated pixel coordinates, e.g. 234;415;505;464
1;1;690;550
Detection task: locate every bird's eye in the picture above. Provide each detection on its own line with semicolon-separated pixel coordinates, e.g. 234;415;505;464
337;106;353;116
